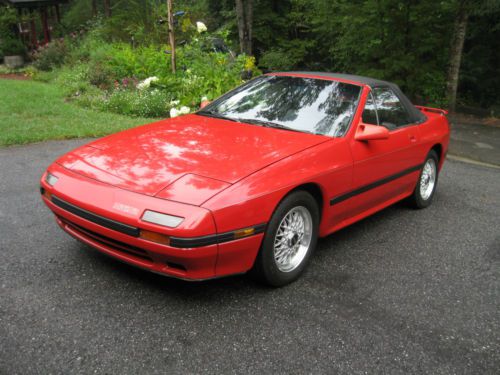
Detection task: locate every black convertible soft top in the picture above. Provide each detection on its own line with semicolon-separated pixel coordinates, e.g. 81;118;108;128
284;71;427;124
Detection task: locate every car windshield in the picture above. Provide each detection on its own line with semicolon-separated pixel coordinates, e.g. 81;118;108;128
198;75;362;137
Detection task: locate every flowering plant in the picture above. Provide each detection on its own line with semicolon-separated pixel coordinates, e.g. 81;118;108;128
196;21;207;34
137;76;159;90
170;106;191;118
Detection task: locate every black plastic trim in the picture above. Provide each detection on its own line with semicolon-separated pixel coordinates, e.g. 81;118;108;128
330;164;423;206
49;193;266;248
51;195;140;237
170;223;267;248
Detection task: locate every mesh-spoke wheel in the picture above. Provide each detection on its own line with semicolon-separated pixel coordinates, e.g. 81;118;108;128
420;158;437;200
273;206;313;273
251;191;319;287
408;150;439;209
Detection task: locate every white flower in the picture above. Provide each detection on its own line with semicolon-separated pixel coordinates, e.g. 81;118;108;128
170;99;180;106
196;21;207;33
170;106;190;118
170;108;180;118
201;96;208;102
137;76;159;90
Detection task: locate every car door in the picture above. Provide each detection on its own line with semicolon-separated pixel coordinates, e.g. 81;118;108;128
345;87;422;217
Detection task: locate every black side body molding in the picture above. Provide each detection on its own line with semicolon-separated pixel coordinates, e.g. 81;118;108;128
330;164;423;206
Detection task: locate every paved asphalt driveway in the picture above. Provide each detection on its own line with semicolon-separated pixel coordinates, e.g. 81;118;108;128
1;139;499;374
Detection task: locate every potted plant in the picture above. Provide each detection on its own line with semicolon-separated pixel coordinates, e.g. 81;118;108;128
1;37;26;68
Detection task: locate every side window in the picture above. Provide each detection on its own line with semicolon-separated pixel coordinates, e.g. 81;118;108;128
372;87;412;129
361;92;378;125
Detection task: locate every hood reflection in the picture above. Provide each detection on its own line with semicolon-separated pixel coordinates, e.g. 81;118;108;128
57;114;327;199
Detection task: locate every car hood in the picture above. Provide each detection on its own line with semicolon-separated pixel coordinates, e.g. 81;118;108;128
56;114;328;204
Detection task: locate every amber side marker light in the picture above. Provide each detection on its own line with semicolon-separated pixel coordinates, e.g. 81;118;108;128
40;187;52;200
139;229;171;246
234;227;255;239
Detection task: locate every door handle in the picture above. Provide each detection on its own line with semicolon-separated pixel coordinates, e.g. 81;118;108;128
409;134;417;142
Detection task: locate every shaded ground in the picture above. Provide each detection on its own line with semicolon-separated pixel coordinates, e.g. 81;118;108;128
1;140;499;374
449;119;500;166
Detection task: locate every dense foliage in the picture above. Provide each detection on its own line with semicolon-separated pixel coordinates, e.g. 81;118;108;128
204;0;499;110
30;18;258;118
0;6;25;56
2;0;498;114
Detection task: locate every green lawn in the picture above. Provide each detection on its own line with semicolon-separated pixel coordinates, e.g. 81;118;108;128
0;79;154;146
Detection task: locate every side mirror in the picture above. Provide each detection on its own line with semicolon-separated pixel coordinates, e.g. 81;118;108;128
355;123;390;141
200;100;211;109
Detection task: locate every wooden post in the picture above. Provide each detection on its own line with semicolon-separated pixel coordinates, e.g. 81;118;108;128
41;7;50;44
30;10;37;47
55;4;61;24
167;0;176;73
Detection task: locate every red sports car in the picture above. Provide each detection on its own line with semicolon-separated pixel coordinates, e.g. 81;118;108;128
40;72;450;286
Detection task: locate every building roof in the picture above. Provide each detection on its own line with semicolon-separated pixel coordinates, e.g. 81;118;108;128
1;0;68;7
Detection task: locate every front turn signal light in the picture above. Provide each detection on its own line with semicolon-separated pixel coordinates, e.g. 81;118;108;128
139;229;171;246
234;227;255;239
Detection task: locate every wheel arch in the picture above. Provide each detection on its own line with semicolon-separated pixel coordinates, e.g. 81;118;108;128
285;182;325;222
430;143;444;168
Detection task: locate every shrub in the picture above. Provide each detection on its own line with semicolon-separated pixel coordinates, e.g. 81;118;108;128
0;37;25;56
32;22;260;118
52;64;92;96
98;89;173;118
87;61;115;88
32;40;68;71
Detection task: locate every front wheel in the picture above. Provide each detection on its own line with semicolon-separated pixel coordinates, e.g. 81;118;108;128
408;150;439;209
250;191;319;287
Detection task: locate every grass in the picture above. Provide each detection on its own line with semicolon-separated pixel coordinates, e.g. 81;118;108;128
0;79;154;146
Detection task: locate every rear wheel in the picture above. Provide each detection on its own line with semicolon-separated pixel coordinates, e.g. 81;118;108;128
251;191;319;287
408;150;439;209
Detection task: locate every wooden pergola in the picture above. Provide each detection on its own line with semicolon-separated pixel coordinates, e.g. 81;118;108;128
1;0;68;47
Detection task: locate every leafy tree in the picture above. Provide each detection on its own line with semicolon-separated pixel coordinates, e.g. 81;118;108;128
53;0;500;110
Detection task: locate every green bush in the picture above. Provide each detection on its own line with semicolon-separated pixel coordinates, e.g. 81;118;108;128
32;23;260;118
32;40;68;71
103;89;173;117
0;37;25;56
259;49;302;71
52;64;92;95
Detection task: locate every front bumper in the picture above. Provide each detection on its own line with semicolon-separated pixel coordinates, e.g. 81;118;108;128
40;164;264;280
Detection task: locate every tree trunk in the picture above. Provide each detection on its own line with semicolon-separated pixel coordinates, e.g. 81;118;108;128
235;0;253;55
103;0;111;18
92;0;98;17
446;1;468;112
167;0;176;73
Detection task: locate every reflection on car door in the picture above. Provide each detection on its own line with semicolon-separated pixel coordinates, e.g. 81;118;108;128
346;88;422;217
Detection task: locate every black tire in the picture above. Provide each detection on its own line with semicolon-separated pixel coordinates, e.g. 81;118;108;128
408;150;439;209
250;190;319;287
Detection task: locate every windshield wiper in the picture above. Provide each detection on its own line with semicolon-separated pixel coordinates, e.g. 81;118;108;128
197;110;239;122
236;118;314;134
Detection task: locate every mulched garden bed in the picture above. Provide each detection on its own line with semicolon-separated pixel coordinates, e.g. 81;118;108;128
0;73;30;80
